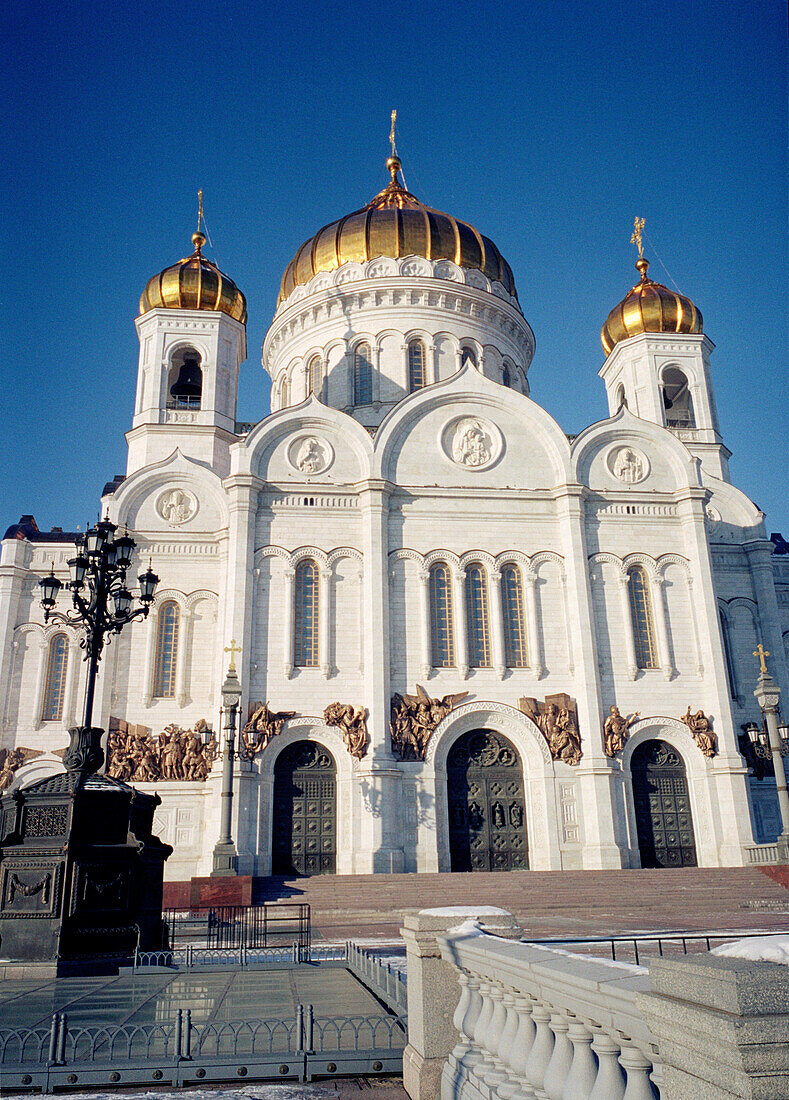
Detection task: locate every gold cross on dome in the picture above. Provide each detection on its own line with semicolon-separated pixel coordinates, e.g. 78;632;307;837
389;110;397;158
197;189;204;234
225;639;242;672
753;643;770;675
631;216;645;258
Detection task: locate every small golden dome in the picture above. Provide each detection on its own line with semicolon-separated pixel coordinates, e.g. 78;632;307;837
278;158;517;305
140;232;247;323
601;257;702;355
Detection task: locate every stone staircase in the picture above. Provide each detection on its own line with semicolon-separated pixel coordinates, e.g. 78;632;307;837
252;867;789;940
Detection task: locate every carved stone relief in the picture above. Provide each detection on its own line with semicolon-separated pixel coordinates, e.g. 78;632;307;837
241;702;296;758
287;435;333;475
323;702;368;760
608;446;648;484
0;746;42;791
680;707;717;757
156;487;198;525
602;705;641;757
518;694;582;765
390;685;469;761
106;717;217;781
442;416;501;471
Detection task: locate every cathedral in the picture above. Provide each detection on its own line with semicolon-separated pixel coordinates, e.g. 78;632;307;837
2;152;788;881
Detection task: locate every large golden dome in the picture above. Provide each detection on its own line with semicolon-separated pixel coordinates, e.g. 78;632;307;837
278;157;517;305
140;232;247;323
601;257;702;355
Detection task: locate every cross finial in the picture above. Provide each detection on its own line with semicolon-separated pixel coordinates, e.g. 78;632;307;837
225;639;242;672
754;643;770;675
631;216;645;259
389;110;397;158
197;189;204;234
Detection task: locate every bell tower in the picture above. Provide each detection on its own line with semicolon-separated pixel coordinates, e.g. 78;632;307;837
598;220;730;481
127;221;247;477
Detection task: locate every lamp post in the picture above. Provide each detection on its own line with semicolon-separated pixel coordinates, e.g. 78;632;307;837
745;644;789;861
212;641;243;876
39;517;158;773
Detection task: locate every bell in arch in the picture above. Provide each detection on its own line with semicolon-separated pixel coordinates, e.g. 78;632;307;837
170;356;203;401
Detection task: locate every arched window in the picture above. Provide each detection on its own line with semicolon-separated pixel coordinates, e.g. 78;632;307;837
461;346;478;369
429;563;455;668
719;609;737;698
502;364;512;388
167;348;202;410
616;383;626;409
153;601;180;697
354;342;373;405
465;564;491;667
662;367;695;428
42;634;69;721
501;565;528;668
628;567;658;669
281;377;290;409
308;356;322;397
408;339;426;392
294;560;319;667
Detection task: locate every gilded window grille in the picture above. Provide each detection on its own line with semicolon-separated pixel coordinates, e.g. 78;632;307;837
429;563;455;668
308;356;322;396
628;566;658;669
465;564;491;667
501;564;528;667
153;601;180;697
294;560;320;667
42;634;69;721
354;343;373;405
408;339;426;392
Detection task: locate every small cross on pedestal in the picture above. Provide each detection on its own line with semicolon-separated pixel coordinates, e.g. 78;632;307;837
753;643;770;675
224;639;242;672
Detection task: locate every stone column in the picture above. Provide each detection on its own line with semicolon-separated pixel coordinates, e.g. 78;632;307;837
652;576;676;680
319;565;331;677
282;566;295;678
0;539;29;735
453;567;469;679
523;572;544;679
488;569;506;679
418;569;431;679
221;475;261;720
617;574;638;680
401;907;522;1100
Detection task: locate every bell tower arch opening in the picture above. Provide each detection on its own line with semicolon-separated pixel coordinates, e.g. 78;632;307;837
167;347;203;411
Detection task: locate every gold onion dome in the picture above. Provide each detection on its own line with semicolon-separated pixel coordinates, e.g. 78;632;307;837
140;231;247;323
278;156;517;305
601;256;702;355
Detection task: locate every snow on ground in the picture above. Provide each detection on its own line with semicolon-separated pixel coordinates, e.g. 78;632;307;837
711;934;789;965
64;1084;405;1100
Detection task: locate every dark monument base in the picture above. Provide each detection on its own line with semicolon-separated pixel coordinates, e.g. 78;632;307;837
0;727;172;969
163;875;254;909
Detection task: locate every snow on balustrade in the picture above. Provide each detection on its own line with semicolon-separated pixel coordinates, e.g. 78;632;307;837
438;919;661;1099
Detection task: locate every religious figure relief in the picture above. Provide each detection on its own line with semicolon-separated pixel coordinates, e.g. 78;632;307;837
156;488;197;526
680;707;717;757
241;702;296;758
390;685;469;761
519;694;583;766
611;447;647;484
451;419;493;468
324;702;369;760
295;437;328;474
106;717;216;781
0;746;41;791
602;705;640;756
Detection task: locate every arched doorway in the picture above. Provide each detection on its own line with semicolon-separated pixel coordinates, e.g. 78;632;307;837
631;739;697;867
272;741;336;875
447;729;528;872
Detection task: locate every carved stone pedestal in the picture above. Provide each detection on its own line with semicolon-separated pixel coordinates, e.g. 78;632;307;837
0;727;172;972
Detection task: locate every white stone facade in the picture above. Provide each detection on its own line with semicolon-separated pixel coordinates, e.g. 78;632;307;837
2;238;787;881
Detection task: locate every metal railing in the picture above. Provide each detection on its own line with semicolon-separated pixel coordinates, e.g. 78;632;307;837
346;942;408;1015
134;942;346;969
0;1004;406;1093
523;928;787;967
163;901;310;950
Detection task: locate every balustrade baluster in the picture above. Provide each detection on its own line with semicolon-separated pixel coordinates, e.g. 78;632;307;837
497;994;537;1098
482;986;511;1090
562;1020;597;1099
619;1043;657;1100
589;1031;626;1100
470;980;498;1084
542;1012;573;1100
524;1004;554;1097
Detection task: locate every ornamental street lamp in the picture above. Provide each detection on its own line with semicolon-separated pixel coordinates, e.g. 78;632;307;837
747;644;789;862
39;518;159;765
212;641;243;877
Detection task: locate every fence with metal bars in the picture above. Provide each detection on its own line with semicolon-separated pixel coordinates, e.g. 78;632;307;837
523;928;787;967
162;901;310;950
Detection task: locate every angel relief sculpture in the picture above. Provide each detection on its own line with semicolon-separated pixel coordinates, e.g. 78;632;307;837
390;685;469;761
241;702;296;758
324;702;368;760
519;694;583;765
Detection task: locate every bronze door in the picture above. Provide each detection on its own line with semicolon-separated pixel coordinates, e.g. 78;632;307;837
447;730;528;872
272;741;336;875
631;739;697;868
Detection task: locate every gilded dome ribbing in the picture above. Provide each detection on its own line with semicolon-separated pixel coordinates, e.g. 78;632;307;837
278;157;517;305
140;232;247;323
601;257;701;355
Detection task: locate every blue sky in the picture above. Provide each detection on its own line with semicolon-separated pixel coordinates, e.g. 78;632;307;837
3;0;786;534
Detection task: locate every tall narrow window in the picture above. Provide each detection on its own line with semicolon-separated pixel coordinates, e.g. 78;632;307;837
628;567;658;669
42;634;69;721
429;563;455;668
461;347;477;368
408;339;426;392
465;564;491;667
502;364;511;388
501;565;528;668
308;356;322;397
354;342;373;405
294;560;319;667
281;378;290;409
719;610;737;698
153;601;180;697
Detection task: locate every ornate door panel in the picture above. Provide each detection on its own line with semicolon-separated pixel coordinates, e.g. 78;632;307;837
272;742;336;875
631;740;697;868
447;730;528;872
